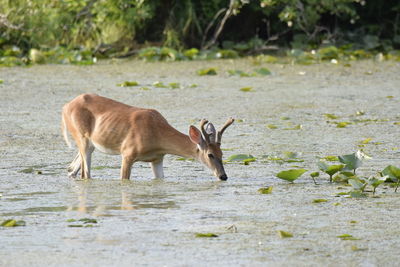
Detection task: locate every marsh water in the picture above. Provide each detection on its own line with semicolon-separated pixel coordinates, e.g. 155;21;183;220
1;59;400;266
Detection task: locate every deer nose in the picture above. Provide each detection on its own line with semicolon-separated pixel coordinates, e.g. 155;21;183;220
219;174;228;181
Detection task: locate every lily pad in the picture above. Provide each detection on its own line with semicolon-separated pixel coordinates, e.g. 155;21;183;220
153;81;167;88
381;165;400;182
338;152;363;173
227;154;256;164
313;199;328;203
117;81;139;87
1;219;26;227
197;68;217;76
0;79;3;84
254;67;271;76
258;186;273;194
195;233;218;238
79;218;97;224
168;82;180;89
240;87;253;92
336;122;351;128
337;234;360;241
266;124;278;129
276;169;307;182
324;113;338;119
277;230;293;238
318;162;345;182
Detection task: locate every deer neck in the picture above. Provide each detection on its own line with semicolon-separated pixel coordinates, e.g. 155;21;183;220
163;129;199;160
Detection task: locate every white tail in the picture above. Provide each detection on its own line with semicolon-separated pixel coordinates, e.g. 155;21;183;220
61;115;72;149
62;94;234;180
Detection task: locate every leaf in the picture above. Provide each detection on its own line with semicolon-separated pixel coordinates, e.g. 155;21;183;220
1;219;26;227
78;218;97;224
266;124;277;129
0;79;3;84
337;234;360;241
197;68;217;76
227;154;256;163
381;165;400;182
117;81;139;87
323;156;339;162
277;230;293;238
348;178;366;191
313;199;328;203
258;186;273;194
195;233;218;238
324;113;338;119
336;122;350;128
254;67;271;76
240;87;253;92
318;162;345;177
361;138;373;144
168;82;180;89
349;191;367;198
338;152;363;172
276;169;307;182
310;172;320;178
152;81;167;88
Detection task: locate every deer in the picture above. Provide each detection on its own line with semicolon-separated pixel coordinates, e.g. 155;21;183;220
61;94;234;180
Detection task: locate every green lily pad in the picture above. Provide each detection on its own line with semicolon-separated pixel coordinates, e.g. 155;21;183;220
153;81;167;88
336;122;351;128
258;186;273;194
318;162;345;180
254;67;271;76
197;68;217;76
0;79;3;84
381;165;400;182
338;152;363;172
227;154;256;163
168;82;180;89
240;87;253;92
79;218;97;224
195;233;218;238
313;199;328;203
337;234;360;240
276;169;307;182
324;113;338;119
117;81;139;87
266;124;278;129
1;219;26;227
277;230;293;238
348;178;366;191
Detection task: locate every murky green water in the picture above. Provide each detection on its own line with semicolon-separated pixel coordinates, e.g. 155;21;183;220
1;59;400;266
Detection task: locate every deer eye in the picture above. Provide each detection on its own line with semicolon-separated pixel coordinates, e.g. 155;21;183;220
208;153;214;159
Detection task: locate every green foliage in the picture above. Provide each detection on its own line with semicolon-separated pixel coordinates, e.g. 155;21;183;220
338;152;363;173
318;162;345;182
1;219;26;227
227;154;256;165
276;168;307;183
258;186;273;194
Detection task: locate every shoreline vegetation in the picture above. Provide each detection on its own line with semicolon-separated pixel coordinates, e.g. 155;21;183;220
0;0;399;66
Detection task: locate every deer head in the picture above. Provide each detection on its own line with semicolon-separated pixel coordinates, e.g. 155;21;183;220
189;118;234;180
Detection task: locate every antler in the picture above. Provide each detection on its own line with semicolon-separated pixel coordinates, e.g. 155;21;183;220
217;118;234;144
200;119;211;144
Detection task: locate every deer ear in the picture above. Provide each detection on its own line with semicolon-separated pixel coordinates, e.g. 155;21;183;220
189;126;202;144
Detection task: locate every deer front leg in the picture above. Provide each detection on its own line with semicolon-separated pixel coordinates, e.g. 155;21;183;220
120;155;134;179
150;158;164;178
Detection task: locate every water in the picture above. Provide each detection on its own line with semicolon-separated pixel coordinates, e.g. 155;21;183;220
1;59;400;266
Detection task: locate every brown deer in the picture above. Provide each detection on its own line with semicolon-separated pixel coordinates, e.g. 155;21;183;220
61;94;234;180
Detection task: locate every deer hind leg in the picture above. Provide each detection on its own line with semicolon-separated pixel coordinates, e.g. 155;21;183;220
68;153;81;178
78;138;94;179
150;158;164;178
